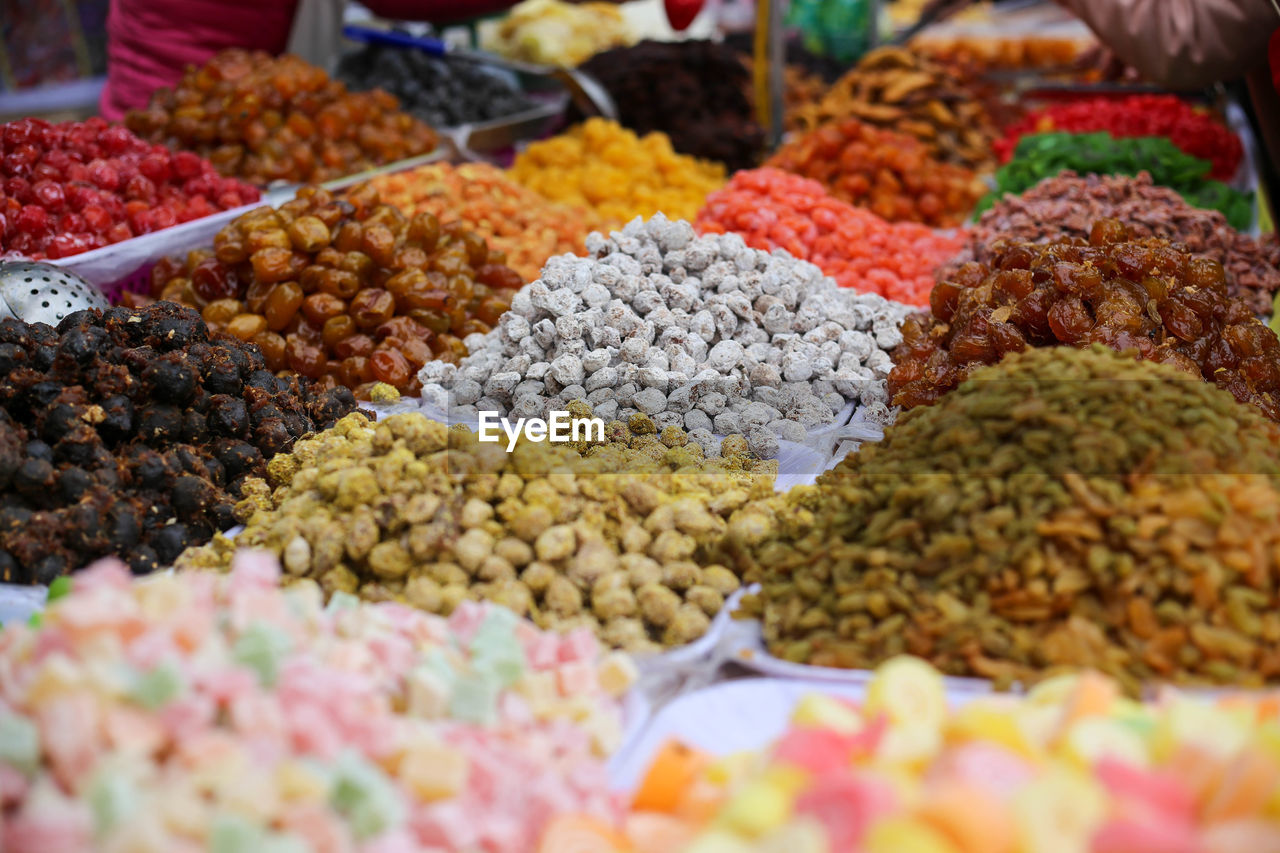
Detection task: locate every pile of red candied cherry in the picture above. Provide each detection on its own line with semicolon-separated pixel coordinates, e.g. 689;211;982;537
1;117;260;260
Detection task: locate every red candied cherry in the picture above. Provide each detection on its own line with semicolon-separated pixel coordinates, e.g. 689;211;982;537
125;200;149;231
124;174;156;202
42;150;72;172
216;190;243;210
2;153;31;180
32;163;62;183
32;181;66;211
87;159;120;191
6;231;37;256
186;195;213;220
2;119;41;150
105;222;132;243
82;205;112;233
183;175;214;198
100;125;135;156
65;163;90;183
151;206;178;230
4;177;33;204
15;204;51;236
173;150;203;180
139;151;172;183
58;212;87;234
0;212;7;238
65;183;99;211
47;233;87;258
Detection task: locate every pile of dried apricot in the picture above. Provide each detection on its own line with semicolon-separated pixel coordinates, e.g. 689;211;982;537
138;183;520;398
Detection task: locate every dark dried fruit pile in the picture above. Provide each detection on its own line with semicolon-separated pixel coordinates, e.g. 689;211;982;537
573;40;765;172
126;49;438;186
728;345;1280;692
139;183;522;399
891;219;1280;421
0;302;359;583
337;44;535;128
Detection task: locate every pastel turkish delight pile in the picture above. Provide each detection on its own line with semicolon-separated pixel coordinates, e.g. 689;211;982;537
0;551;637;852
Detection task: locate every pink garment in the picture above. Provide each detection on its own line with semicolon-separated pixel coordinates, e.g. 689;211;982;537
100;0;300;120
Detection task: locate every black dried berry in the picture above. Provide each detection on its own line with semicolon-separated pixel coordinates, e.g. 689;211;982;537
253;419;293;457
31;344;56;371
129;545;159;575
13;457;54;499
182;410;208;443
150;523;189;564
98;395;135;441
149;305;208;349
0;549;24;584
137;404;184;444
41;403;82;444
55;309;100;334
202;456;225;487
210;499;236;530
58;467;92;501
132;449;171;490
246;369;283;394
0;506;32;533
24;440;53;462
207;395;249;438
26;381;62;408
143;354;198;404
109;506;141;549
0;343;25;374
171;475;213;520
219;442;261;479
57;325;109;365
33;554;66;586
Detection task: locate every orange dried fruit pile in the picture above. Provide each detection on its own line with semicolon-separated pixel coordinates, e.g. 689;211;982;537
696;168;963;307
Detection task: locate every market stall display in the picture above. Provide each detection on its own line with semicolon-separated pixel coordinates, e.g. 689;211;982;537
336;43;536;130
142;184;522;399
125;50;439;186
481;0;634;67
371;162;596;283
994;95;1244;181
178;410;771;653
605;659;1280;852
890;221;1280;419
0;553;637;852
789;46;999;172
574;40;765;172
952;171;1280;316
729;345;1280;689
912;33;1094;70
508;119;726;225
416;215;913;457
697;168;965;306
0;302;359;583
985;132;1254;231
0;117;259;260
765;117;986;227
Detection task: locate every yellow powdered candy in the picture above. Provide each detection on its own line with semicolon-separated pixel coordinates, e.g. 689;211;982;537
509;119;726;225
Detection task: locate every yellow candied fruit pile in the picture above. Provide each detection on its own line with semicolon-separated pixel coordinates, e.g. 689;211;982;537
509;118;727;225
372;162;600;283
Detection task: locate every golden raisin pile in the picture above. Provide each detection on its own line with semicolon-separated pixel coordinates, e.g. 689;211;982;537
144;183;521;398
764;117;985;227
889;219;1280;421
125;49;438;185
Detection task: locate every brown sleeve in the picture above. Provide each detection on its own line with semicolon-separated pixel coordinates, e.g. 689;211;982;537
1057;0;1275;89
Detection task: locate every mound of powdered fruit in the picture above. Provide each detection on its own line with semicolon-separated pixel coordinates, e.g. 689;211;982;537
697;168;963;306
0;302;358;582
0;553;636;852
417;215;913;458
726;345;1280;692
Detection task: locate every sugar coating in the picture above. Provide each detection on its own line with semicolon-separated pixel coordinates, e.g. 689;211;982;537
418;215;912;457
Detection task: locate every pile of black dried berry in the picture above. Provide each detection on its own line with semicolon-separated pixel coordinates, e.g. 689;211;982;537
337;44;535;128
0;302;360;584
573;40;766;171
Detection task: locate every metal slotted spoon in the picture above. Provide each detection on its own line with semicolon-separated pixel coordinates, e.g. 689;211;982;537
0;261;109;326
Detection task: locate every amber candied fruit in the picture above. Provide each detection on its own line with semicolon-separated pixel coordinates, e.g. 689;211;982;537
125;49;438;185
889;220;1280;422
148;181;520;394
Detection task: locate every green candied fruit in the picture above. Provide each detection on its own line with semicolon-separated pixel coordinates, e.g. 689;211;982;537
328;753;406;841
